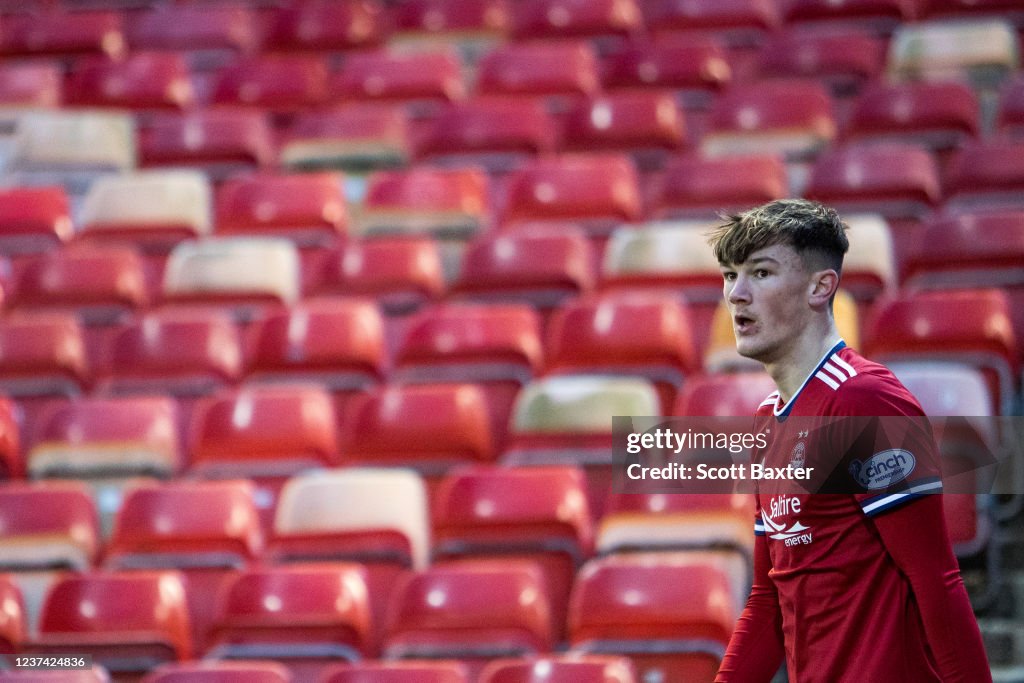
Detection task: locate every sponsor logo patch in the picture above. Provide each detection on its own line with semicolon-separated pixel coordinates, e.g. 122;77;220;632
849;449;916;490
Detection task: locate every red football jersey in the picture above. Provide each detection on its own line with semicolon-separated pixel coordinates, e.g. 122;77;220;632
751;341;945;682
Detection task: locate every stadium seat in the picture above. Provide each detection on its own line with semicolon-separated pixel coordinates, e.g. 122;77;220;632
10;246;149;325
844;81;979;151
641;0;780;45
944;138;1024;212
886;19;1019;88
480;655;638;683
64;53;194;112
0;11;124;59
0;186;71;256
415;98;556;173
0;62;61;111
358;167;490;241
0;669;110;683
432;465;593;637
280;104;410;172
559;91;686;169
755;28;884;96
75;170;212;254
510;0;642;42
499;155;642;239
212;55;330;114
389;0;507;65
0;482;100;571
331;49;465;114
567;553;738;683
206;564;373;677
839;213;896;303
32;571;191;673
0;313;89;398
653;154;787;220
0;576;24;654
264;0;386;53
383;561;555;680
214;172;347;248
673;371;779;417
475;41;600;102
338;383;494;475
318;660;469;683
0;398;20;481
545;293;698;412
125;5;258;62
997;74;1024;137
865;289;1019;414
139;109;275;179
162;237;301;322
450;228;596;313
142;661;291;683
783;0;913;34
701;80;836;161
921;0;1024;20
600;36;731;108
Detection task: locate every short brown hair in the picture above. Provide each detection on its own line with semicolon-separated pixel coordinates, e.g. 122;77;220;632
708;199;849;273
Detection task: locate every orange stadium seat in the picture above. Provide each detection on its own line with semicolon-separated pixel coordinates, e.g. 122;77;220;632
383;561;555;680
0;576;24;655
32;571;191;673
64;53;194;112
432;465;594;638
653;154;787;220
755;27;884;95
450;228;596;313
339;383;494;476
475;41;600;102
142;661;291;683
559;91;686;169
568;553;738;683
214;172;347;248
415;98;557;173
866;289;1019;415
0;62;61;110
105;480;262;653
0;11;124;59
319;661;469;683
280;103;409;174
480;655;638;683
510;0;643;42
600;36;731;108
641;0;781;44
944;138;1024;212
206;564;373;678
0;187;71;256
124;5;259;60
844;81;980;151
331;49;465;114
139;109;276;178
783;0;914;34
264;0;386;53
545;293;699;412
212;55;331;115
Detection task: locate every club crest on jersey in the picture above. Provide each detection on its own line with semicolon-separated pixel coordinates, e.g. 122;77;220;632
849;449;916;490
791;439;806;469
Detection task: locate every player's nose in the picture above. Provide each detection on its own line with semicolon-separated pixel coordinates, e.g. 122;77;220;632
728;274;752;304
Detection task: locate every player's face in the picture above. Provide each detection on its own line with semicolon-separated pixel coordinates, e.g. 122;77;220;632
719;244;815;363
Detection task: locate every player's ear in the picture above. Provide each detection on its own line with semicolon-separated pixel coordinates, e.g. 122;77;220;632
808;268;840;307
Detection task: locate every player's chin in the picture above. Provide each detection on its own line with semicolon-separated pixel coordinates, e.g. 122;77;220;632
735;339;766;361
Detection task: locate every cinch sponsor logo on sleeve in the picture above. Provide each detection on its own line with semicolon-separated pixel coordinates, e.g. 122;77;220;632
849;449;916;490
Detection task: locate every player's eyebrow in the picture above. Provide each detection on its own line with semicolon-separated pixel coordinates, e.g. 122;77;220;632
745;256;781;266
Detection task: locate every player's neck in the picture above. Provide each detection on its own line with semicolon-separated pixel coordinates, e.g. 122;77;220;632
764;323;843;403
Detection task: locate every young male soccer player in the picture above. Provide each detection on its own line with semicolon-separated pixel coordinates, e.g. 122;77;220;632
710;200;991;682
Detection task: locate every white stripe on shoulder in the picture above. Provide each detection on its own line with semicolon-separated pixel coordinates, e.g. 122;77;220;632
759;391;780;408
814;371;840;390
822;361;848;382
831;354;858;377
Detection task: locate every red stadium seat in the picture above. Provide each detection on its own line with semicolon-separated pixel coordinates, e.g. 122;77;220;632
125;5;258;59
653;154;787;219
0;482;100;571
783;0;914;34
0;11;124;59
142;661;291;683
280;104;410;172
0;186;71;256
601;36;731;108
568;553;738;683
756;28;884;95
319;661;469;683
480;655;638;683
702;80;836;161
997;74;1024;138
866;289;1019;415
383;561;555;679
559;91;686;168
264;0;386;53
476;41;600;101
415;98;556;173
139;109;275;179
450;228;596;312
944;138;1024;212
0;62;61;109
331;49;465;113
641;0;780;43
10;246;148;325
500;155;642;237
105;480;262;653
0;668;109;683
545;293;699;412
214;172;347;247
391;0;510;40
64;53;193;111
33;571;191;672
0;399;19;481
0;576;24;654
359;167;490;240
207;564;373;675
510;0;643;41
212;55;330;114
673;372;778;417
0;313;89;398
845;81;979;150
339;383;494;475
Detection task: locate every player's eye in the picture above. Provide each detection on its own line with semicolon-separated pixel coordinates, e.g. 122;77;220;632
754;269;770;278
722;271;737;281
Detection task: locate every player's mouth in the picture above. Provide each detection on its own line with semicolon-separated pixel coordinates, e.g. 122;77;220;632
734;313;757;335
